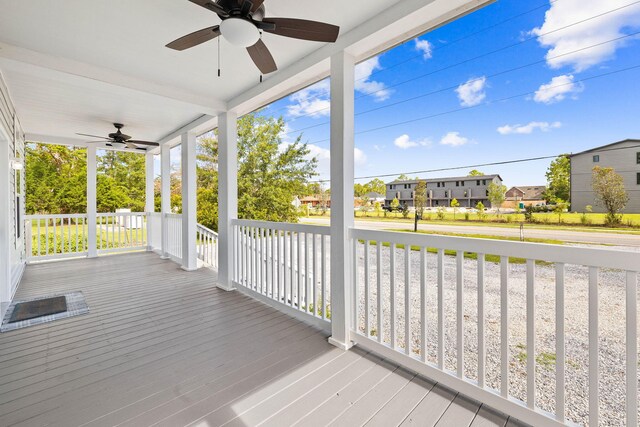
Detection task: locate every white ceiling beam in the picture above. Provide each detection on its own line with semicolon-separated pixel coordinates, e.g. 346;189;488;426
227;0;492;116
0;42;227;115
156;114;217;146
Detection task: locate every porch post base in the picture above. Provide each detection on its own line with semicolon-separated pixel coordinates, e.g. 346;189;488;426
328;336;354;351
180;266;198;272
216;283;236;292
160;255;170;260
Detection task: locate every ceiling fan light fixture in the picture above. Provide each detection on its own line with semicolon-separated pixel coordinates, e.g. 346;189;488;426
220;17;260;47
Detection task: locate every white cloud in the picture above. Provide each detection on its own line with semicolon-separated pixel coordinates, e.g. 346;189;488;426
393;134;431;149
497;121;562;135
301;144;366;178
533;74;583;104
286;57;391;117
414;38;433;59
355;57;392;101
287;79;331;118
531;0;640;72
440;132;470;147
455;77;487;107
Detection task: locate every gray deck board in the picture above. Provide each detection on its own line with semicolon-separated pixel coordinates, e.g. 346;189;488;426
0;253;522;427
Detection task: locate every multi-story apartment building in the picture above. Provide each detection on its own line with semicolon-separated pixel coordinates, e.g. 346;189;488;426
385;174;503;209
570;139;640;213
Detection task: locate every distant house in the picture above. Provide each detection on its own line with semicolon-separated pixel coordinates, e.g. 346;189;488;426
300;195;331;208
505;186;546;208
385;174;503;208
570;139;640;213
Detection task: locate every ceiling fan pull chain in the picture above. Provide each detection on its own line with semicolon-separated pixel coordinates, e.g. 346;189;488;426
217;36;221;77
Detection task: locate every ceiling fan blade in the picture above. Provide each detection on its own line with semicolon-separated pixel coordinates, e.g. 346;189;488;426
260;18;339;43
127;140;160;147
76;133;110;140
166;26;221;51
247;39;277;74
188;0;228;16
249;0;264;13
124;142;139;150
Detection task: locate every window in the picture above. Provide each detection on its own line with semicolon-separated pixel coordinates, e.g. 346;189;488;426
437;182;440;188
593;155;600;162
460;180;464;186
482;179;487;185
456;181;460;187
389;185;393;190
476;180;480;186
486;190;489;197
637;172;640;185
637;152;640;164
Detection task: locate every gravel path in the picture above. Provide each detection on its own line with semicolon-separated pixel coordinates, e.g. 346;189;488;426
353;242;640;426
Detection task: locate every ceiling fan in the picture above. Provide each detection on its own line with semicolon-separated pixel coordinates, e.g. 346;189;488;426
166;0;340;74
77;123;160;151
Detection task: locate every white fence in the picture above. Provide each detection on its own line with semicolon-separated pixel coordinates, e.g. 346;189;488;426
96;212;147;254
25;214;88;261
164;213;182;262
232;219;331;330
349;228;639;427
196;224;218;270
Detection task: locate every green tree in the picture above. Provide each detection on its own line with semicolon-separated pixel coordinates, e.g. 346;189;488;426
195;113;317;230
365;178;385;195
487;182;507;213
591;166;628;225
395;174;410;181
544;155;570;203
450;198;460;219
413;180;427;231
468;169;485;176
390;197;400;211
476;201;486;221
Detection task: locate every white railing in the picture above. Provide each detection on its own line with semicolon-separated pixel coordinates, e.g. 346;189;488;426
96;212;147;254
196;224;218;270
232;219;331;330
25;214;88;261
350;228;639;427
147;212;162;253
165;213;182;262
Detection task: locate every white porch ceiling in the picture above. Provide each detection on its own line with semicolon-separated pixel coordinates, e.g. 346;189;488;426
0;0;490;147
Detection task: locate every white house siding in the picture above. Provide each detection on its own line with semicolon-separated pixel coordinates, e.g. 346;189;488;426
570;140;640;213
0;71;26;318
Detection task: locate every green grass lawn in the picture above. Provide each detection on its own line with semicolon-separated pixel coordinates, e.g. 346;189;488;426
307;210;640;232
29;222;147;256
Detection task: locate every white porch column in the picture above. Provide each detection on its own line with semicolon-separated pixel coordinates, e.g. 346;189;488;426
160;143;171;259
0;136;12;314
217;111;237;291
86;145;97;258
145;152;155;213
181;132;198;271
329;50;355;350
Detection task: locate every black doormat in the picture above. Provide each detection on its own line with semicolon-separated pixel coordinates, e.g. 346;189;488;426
9;296;68;323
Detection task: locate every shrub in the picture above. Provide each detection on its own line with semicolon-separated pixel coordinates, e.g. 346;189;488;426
464;212;470;221
505;215;513;223
476;202;487;221
436;207;445;220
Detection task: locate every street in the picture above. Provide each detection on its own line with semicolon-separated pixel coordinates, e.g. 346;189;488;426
302;217;640;247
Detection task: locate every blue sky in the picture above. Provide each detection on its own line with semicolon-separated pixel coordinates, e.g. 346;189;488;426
255;0;640;188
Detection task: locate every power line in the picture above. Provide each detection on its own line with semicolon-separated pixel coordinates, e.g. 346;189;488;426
309;144;640;183
304;63;640;146
267;0;560;118
280;30;640;138
271;0;640;123
354;0;561;84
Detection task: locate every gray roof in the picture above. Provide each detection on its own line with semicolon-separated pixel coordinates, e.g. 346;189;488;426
388;174;502;185
569;139;640;157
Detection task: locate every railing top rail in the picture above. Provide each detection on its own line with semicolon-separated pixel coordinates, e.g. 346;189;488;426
232;219;330;235
164;213;182;218
97;212;146;217
25;213;87;220
196;223;218;236
351;227;640;272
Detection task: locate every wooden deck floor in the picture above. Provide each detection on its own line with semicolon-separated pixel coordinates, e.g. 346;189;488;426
0;253;523;427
